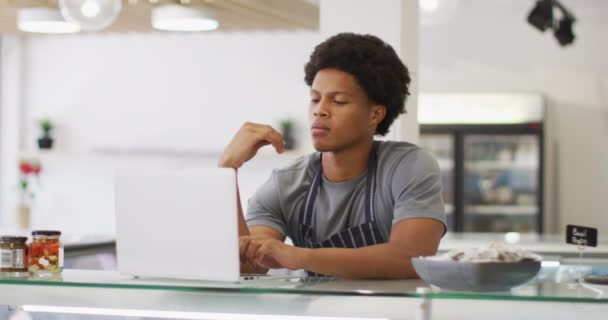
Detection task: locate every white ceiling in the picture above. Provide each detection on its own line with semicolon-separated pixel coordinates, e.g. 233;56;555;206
420;0;608;72
0;0;319;33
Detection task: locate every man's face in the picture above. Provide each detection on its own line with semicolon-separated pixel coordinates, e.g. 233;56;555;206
309;68;383;152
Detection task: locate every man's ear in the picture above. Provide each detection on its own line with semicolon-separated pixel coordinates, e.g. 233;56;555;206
371;105;387;126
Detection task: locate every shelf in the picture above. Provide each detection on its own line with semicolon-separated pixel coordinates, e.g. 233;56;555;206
465;161;538;171
18;147;310;162
445;204;454;214
464;205;538;216
436;158;454;171
0;229;115;250
434;159;538;171
439;233;608;257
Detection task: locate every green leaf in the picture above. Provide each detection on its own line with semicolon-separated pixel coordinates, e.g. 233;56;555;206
39;118;54;132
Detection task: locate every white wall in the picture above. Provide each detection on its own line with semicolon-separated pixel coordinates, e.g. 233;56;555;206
3;0;607;237
418;0;608;236
319;0;420;143
21;32;320;153
3;32;321;234
0;36;25;227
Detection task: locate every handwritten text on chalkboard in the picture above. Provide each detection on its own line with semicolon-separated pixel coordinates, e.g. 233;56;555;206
566;224;598;247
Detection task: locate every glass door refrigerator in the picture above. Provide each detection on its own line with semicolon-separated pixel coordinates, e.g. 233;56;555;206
418;93;545;234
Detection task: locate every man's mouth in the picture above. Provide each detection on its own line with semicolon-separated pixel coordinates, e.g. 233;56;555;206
311;123;330;136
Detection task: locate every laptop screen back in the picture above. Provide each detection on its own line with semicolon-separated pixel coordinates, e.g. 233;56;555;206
114;168;239;282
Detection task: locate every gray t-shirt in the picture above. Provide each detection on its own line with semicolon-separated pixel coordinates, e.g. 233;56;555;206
246;141;447;243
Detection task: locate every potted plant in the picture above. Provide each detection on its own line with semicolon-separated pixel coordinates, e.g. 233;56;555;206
279;118;296;150
37;118;54;149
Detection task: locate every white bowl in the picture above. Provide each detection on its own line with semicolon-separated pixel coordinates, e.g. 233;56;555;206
412;257;541;292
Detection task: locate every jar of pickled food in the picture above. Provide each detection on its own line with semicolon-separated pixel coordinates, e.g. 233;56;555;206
0;236;29;278
28;230;63;277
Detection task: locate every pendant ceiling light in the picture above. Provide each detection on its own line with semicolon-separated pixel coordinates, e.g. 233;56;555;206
17;7;81;34
151;4;219;32
58;0;122;32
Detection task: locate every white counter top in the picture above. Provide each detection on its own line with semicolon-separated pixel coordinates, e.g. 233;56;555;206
2;228;606;257
0;228;114;249
439;232;608;257
1;269;607;320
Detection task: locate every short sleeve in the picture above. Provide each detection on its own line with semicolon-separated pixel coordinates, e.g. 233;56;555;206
391;149;447;234
246;170;287;236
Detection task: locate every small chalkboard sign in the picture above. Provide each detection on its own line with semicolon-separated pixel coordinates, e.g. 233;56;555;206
566;224;598;247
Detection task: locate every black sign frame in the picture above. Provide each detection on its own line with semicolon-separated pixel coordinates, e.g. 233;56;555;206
566;224;598;247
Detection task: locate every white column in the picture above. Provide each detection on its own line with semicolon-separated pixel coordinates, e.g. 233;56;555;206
319;0;420;143
0;36;24;227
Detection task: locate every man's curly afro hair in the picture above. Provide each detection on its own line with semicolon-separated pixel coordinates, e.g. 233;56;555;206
304;33;411;136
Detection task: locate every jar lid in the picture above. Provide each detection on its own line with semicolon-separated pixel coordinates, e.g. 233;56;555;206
31;230;61;236
0;236;28;243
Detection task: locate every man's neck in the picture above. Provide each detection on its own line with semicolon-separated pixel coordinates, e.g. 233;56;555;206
321;139;374;183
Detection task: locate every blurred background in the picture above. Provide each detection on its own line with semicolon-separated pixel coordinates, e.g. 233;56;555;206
0;0;606;266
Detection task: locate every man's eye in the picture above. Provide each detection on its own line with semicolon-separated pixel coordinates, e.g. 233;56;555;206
310;98;320;103
334;100;348;105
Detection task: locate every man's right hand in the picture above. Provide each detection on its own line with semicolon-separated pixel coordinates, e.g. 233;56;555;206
239;226;286;274
218;122;286;169
239;235;268;274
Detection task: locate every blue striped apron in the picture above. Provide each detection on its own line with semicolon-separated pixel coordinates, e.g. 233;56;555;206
293;142;386;277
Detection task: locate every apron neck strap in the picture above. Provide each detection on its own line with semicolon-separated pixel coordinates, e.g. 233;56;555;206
300;141;379;227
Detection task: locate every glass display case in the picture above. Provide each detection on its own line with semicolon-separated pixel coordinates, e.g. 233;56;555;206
420;124;543;234
418;93;545;234
0;265;607;320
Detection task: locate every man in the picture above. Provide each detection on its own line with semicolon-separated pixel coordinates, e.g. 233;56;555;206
219;33;446;279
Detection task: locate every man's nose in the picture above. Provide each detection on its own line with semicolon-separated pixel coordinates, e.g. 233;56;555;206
312;99;330;118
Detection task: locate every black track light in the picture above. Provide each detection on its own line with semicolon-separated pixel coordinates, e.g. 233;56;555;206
527;0;553;32
554;16;575;46
526;0;576;47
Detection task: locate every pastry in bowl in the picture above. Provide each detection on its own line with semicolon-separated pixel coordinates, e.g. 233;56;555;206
412;242;542;292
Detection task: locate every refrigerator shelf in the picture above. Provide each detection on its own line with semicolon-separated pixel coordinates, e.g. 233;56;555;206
465;161;538;171
465;205;538;216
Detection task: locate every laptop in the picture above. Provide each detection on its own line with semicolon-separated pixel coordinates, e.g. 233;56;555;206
114;168;242;282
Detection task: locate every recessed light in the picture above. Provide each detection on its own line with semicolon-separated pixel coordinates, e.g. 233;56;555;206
17;7;81;34
420;0;440;13
152;4;219;32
